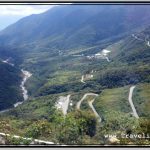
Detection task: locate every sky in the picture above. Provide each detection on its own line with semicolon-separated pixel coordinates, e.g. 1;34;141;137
0;5;56;30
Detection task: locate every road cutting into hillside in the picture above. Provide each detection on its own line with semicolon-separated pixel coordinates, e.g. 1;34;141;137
2;59;14;66
88;99;102;122
132;34;150;48
81;75;85;83
147;41;150;47
128;86;139;119
131;34;143;41
76;93;98;109
0;132;54;145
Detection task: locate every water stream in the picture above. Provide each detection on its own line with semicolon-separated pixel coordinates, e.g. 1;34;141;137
0;59;32;112
14;69;32;107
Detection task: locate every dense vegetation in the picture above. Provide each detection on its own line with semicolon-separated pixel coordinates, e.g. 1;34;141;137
133;83;150;118
0;5;149;145
0;62;22;110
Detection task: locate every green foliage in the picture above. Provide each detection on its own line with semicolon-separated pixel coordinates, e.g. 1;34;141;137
93;86;131;121
0;6;150;146
5;94;57;120
138;118;150;134
5;136;31;145
38;110;97;144
133;83;150;118
25;120;51;139
0;62;23;110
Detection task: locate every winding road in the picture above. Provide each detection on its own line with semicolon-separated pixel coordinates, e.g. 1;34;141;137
132;34;150;48
76;93;98;109
147;41;150;47
128;86;139;119
131;34;143;41
0;132;54;145
105;56;110;62
88;99;102;122
1;58;14;66
76;93;102;122
81;75;85;83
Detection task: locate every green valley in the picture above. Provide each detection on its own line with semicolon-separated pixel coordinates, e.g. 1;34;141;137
0;4;149;146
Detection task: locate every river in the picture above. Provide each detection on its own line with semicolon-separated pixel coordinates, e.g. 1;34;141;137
0;58;32;110
14;69;32;107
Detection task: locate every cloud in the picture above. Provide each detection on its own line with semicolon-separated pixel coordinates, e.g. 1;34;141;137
0;5;57;30
0;4;71;30
0;5;55;16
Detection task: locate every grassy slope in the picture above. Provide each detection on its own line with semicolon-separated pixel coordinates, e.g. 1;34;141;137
133;83;150;118
2;94;61;120
2;29;149;116
93;86;132;121
0;27;150;144
93;83;150;121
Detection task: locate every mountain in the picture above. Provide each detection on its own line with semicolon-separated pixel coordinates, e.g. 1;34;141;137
1;5;150;49
0;4;150;145
0;5;150;97
0;5;150;110
0;5;149;99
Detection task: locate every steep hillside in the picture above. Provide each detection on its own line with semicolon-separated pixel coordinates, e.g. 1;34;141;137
0;4;149;145
1;5;150;48
0;61;22;111
0;5;149;98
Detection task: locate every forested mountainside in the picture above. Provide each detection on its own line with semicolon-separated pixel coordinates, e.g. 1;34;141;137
0;5;149;145
1;5;150;47
0;61;22;110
